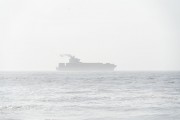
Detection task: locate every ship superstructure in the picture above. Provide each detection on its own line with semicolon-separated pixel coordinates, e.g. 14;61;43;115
56;54;116;71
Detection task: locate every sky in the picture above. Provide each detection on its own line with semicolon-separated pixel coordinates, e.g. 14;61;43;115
0;0;180;71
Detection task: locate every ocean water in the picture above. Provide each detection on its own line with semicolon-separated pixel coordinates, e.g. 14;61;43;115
0;71;180;120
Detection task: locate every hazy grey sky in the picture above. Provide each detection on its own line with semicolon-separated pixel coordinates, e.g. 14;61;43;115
0;0;180;71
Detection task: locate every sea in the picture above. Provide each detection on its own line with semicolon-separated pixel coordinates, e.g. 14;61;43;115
0;71;180;120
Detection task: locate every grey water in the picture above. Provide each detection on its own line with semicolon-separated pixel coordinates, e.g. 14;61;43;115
0;71;180;120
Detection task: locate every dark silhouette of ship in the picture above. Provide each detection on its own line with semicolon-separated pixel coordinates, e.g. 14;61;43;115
56;54;116;71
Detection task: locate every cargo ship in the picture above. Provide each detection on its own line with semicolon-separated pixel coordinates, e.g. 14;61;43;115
56;54;116;71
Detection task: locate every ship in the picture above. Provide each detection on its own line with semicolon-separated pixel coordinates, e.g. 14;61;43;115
56;54;116;71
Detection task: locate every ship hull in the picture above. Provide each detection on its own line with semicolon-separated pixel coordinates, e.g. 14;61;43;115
56;63;116;71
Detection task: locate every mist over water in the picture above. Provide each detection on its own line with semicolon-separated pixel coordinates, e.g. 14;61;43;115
0;71;180;120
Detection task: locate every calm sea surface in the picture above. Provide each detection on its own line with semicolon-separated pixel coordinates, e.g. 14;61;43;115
0;71;180;120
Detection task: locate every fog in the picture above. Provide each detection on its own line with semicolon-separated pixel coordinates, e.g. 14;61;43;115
0;0;180;71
